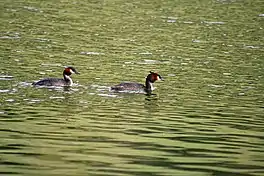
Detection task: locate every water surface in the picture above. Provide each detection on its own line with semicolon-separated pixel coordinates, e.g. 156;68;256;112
1;0;264;175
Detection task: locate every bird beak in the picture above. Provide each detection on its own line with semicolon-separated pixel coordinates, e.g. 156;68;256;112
159;76;164;81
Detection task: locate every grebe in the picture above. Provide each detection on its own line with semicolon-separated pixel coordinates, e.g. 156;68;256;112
111;71;164;93
32;66;79;87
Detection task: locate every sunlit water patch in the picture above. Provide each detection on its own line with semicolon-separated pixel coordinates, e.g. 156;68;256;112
80;51;105;55
23;6;43;12
0;75;14;81
202;21;225;25
1;0;264;176
41;63;63;67
0;32;20;39
0;89;10;93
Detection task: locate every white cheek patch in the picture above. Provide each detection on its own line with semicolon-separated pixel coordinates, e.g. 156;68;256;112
70;69;75;74
156;76;161;81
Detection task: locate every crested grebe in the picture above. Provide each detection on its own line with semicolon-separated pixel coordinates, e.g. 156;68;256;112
32;66;79;87
111;71;163;93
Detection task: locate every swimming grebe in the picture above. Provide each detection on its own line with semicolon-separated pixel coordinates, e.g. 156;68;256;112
32;66;79;87
111;71;164;93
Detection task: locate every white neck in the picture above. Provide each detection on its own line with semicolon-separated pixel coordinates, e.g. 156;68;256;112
145;79;155;92
149;82;154;91
64;75;73;86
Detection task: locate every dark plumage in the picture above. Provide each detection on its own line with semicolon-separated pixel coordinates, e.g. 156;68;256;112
111;71;163;93
32;66;79;87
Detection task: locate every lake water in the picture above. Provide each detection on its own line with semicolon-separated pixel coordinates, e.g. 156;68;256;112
1;0;264;175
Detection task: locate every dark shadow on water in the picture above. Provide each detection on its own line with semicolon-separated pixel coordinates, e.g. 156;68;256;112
144;93;160;113
1;160;31;166
63;86;71;91
0;171;21;175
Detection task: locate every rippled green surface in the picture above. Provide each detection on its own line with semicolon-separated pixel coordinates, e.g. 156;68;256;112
1;0;264;175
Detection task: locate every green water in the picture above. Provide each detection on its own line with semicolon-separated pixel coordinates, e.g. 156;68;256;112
1;0;264;175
